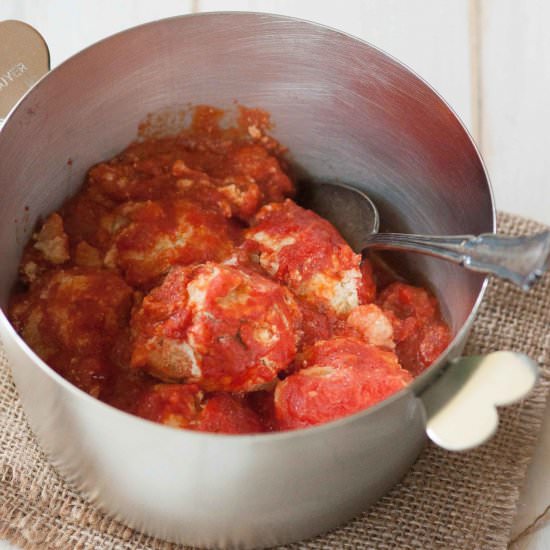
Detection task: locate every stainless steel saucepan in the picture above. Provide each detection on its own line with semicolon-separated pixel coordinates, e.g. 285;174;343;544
0;14;540;548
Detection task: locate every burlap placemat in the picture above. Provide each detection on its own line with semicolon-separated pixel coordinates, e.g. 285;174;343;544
1;212;549;550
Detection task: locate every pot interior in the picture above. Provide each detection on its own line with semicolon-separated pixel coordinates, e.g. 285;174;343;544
0;12;493;351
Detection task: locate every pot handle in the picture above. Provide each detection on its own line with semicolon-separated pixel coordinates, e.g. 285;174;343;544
0;20;50;126
420;351;539;451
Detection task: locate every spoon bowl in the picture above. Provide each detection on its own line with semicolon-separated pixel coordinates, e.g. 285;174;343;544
299;181;550;290
297;181;380;251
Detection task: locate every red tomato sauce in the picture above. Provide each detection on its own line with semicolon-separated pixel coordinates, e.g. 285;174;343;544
9;105;451;433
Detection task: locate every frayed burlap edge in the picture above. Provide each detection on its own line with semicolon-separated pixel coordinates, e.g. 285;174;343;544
1;212;549;550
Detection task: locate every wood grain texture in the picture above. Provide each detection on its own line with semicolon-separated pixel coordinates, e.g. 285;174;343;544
479;0;550;225
469;0;482;142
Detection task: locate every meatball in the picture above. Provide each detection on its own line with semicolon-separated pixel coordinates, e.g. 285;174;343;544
104;199;238;288
244;199;373;316
246;390;278;432
135;384;202;429
198;394;264;434
88;155;174;203
131;263;302;392
360;257;377;304
345;304;395;349
31;212;70;265
135;384;263;434
87;136;293;222
223;143;294;205
296;297;333;349
274;337;412;430
19;213;70;284
377;282;452;375
61;188;118;251
171;159;263;221
9;268;133;395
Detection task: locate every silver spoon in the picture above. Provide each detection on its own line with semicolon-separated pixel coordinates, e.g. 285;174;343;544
298;181;550;290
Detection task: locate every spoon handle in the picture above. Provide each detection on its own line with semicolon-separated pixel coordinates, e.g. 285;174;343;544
362;230;550;290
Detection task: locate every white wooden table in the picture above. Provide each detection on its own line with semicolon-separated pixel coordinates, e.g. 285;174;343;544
1;2;548;549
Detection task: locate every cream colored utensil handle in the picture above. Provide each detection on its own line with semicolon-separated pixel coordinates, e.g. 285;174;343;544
421;351;539;451
0;20;49;125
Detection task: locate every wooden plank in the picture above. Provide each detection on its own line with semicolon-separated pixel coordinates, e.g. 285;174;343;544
479;0;550;223
0;0;194;67
196;0;473;130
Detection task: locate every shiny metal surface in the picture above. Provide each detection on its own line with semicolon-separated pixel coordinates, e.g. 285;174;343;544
0;20;49;123
363;230;550;289
297;181;380;251
0;13;496;548
301;181;550;289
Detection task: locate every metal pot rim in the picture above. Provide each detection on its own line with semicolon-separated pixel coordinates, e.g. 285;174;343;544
0;11;495;442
